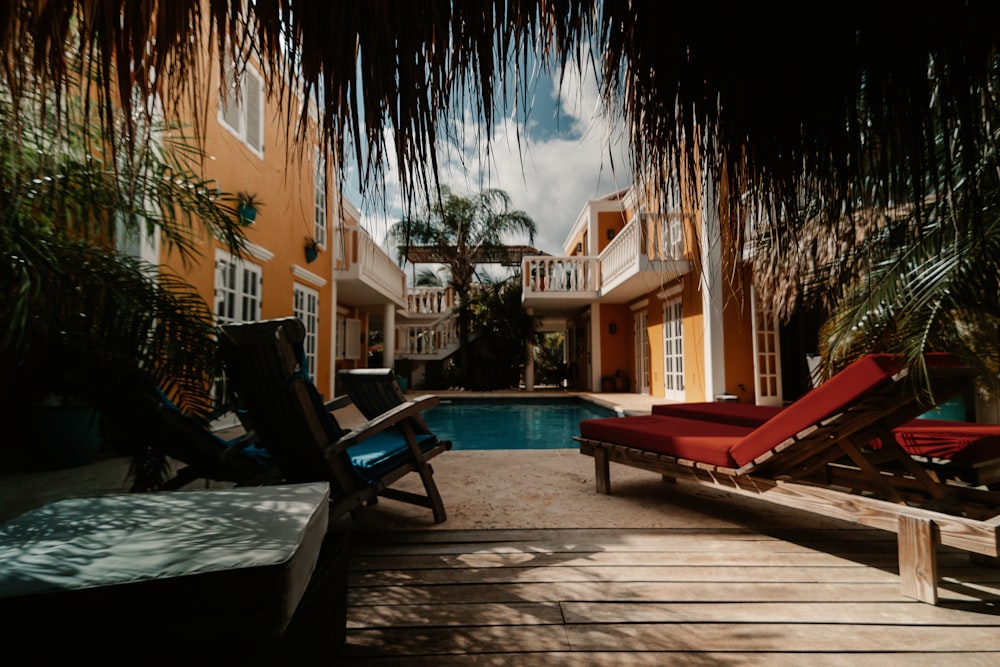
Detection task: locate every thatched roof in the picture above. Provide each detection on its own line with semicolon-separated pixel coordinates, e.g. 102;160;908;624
3;1;999;234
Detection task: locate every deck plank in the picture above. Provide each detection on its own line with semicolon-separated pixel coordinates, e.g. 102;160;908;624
334;528;1000;662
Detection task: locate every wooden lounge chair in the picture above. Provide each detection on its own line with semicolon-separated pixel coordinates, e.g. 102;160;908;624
337;367;437;440
219;317;450;523
576;353;1000;604
103;371;278;491
652;400;1000;488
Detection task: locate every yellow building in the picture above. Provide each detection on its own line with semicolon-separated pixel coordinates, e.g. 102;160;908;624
132;49;788;406
137;54;408;401
523;183;779;405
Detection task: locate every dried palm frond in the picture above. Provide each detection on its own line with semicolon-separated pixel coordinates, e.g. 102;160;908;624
2;1;999;246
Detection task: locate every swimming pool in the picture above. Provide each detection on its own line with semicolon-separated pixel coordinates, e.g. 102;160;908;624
422;397;621;450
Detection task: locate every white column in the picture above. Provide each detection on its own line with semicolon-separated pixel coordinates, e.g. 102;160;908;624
382;302;396;369
524;308;535;391
700;172;726;401
589;303;602;392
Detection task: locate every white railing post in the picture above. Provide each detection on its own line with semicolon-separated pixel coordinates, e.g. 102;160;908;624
521;255;598;295
600;219;639;285
405;286;453;315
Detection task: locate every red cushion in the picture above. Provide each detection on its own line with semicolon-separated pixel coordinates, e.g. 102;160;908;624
652;402;782;428
582;354;980;471
729;354;905;466
579;415;751;468
652;402;1000;463
893;419;1000;461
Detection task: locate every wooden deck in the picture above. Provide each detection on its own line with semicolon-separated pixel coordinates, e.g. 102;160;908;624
335;527;1000;665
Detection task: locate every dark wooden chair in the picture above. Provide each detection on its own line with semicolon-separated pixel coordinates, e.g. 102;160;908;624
337;367;438;439
577;353;1000;604
219;317;450;523
103;371;278;491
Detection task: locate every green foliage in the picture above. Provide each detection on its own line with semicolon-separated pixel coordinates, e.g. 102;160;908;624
386;185;536;371
754;124;1000;401
387;185;536;291
414;267;446;287
0;67;246;481
818;208;1000;390
534;333;567;386
460;275;539;390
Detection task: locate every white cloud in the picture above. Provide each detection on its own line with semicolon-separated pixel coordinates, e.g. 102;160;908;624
350;62;632;259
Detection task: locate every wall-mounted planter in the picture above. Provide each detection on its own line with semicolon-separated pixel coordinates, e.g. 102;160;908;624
238;205;258;225
236;192;263;226
305;245;319;263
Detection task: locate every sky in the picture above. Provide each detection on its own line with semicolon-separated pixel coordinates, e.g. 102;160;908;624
343;63;632;267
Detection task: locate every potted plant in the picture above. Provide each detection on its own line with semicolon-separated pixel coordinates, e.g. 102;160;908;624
304;236;320;263
237;191;262;225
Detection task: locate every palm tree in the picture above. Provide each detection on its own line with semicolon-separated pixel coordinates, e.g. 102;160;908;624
414;267;446;287
818;212;999;386
0;66;246;485
467;275;539;390
752;113;1000;400
386;186;536;372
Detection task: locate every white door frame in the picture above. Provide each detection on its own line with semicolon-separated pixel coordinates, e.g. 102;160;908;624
750;286;783;406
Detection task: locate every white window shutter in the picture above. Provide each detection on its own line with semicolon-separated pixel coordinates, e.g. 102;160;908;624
244;71;263;152
221;59;242;132
344;319;361;360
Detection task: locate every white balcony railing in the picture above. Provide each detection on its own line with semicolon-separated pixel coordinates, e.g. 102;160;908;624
396;313;460;358
522;256;600;293
336;227;406;301
521;216;687;306
601;213;685;285
406;287;455;315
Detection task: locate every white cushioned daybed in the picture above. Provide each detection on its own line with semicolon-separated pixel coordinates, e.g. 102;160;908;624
0;482;344;658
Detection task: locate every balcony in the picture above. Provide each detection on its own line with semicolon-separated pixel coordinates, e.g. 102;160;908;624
396;313;460;360
520;256;600;313
597;212;690;303
522;213;690;313
402;286;455;321
334;227;407;308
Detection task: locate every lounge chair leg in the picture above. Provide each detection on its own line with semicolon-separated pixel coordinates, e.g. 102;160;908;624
595;447;611;495
898;515;939;605
425;474;447;524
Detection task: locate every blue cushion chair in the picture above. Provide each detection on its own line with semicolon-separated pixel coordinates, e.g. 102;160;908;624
219;317;451;523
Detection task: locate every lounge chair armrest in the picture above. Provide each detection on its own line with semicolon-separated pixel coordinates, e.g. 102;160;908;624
330;395;440;451
324;394;353;412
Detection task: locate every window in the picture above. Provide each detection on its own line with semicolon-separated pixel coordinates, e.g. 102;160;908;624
293;283;320;380
215;250;262;324
219;58;264;155
666;215;684;259
337;318;361;360
751;287;783;406
314;152;327;247
662;298;684;400
634;310;649;394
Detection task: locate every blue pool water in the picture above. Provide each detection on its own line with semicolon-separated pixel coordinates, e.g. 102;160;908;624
422;397;621;450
